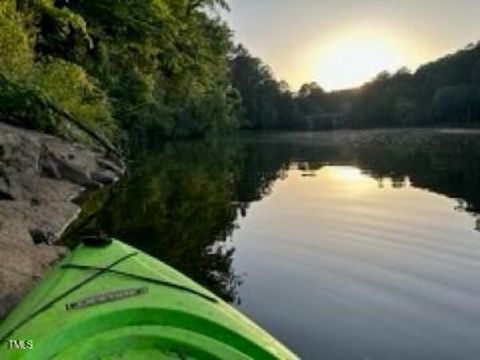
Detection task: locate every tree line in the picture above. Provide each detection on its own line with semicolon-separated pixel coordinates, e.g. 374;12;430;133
231;43;480;130
1;1;480;146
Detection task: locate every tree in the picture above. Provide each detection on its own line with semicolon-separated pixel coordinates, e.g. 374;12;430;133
2;0;240;141
229;45;297;130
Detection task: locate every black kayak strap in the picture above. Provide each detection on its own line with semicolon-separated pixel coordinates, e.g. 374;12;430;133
0;252;137;343
61;264;218;303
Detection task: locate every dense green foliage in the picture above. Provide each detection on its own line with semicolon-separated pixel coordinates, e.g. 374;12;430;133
229;45;298;130
0;0;116;141
349;44;480;128
0;0;237;143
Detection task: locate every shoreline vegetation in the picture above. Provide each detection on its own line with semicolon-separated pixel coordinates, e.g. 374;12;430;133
1;1;479;145
0;0;479;317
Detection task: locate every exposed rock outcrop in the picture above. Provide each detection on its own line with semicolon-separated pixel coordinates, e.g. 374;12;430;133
0;122;124;318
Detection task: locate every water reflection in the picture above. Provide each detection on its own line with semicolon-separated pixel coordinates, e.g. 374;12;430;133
74;130;480;358
76;141;245;302
232;165;480;359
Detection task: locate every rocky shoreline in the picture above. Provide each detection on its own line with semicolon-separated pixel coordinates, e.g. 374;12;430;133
0;123;124;318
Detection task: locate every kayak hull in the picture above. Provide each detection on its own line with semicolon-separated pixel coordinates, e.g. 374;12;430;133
0;240;297;359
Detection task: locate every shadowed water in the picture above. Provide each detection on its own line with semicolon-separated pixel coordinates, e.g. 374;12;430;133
75;130;480;359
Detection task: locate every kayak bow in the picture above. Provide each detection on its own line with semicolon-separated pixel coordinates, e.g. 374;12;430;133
0;239;297;359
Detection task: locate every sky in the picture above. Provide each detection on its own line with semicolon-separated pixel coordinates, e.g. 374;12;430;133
223;0;480;91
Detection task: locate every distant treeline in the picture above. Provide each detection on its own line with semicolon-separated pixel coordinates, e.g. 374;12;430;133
1;1;480;145
232;43;480;130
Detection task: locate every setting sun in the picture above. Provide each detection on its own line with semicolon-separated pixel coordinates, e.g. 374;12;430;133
330;166;365;181
312;29;408;90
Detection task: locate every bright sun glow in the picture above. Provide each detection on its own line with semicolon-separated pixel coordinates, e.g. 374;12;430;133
329;166;365;182
312;29;408;91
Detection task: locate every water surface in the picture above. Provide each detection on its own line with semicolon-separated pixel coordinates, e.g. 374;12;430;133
76;130;480;359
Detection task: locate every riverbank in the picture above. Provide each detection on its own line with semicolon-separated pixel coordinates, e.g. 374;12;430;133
0;122;124;318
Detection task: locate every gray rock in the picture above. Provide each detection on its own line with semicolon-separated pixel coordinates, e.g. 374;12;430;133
29;226;57;245
96;157;125;177
40;150;62;179
91;169;118;185
0;122;124;319
0;177;14;200
40;149;101;189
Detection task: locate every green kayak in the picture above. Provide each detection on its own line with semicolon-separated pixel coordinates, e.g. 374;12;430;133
0;239;297;359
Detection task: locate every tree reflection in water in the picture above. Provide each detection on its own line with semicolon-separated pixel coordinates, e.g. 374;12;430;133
73;130;480;303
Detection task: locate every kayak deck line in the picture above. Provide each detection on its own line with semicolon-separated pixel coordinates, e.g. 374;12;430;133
61;263;219;303
0;252;138;344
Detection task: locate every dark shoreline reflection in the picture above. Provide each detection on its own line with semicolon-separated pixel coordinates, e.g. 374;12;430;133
72;130;480;357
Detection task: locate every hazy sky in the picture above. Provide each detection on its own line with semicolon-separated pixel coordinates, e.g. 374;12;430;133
224;0;480;90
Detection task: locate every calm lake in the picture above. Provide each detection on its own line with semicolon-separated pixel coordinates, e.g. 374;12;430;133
75;130;480;359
